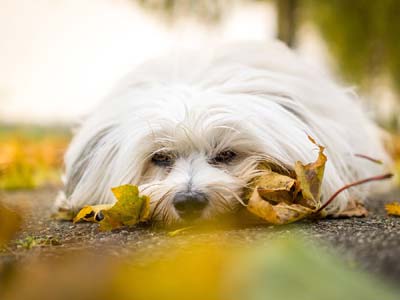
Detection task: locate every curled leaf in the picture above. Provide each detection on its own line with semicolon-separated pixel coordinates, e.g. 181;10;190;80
256;172;296;204
246;136;327;225
247;187;312;225
294;136;326;210
73;204;113;223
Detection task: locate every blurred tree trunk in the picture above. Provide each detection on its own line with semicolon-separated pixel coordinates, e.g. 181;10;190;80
276;0;298;48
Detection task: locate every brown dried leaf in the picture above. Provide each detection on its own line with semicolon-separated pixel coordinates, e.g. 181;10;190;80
247;187;312;225
294;136;326;210
246;136;327;224
256;172;296;204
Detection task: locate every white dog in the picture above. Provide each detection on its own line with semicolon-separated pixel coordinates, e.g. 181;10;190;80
56;42;390;225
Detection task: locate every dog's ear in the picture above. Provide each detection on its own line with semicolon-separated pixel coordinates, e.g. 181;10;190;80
64;127;113;198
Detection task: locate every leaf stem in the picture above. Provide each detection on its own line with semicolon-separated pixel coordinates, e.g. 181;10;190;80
316;173;393;214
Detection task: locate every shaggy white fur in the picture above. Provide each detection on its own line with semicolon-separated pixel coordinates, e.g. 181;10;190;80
56;41;390;225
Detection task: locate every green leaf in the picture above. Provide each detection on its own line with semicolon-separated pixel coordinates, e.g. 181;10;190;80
99;185;150;231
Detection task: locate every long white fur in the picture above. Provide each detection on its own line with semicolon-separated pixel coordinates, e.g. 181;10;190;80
56;41;390;224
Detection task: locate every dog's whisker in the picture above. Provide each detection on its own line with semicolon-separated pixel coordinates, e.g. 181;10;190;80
214;191;236;212
212;184;246;206
150;188;174;220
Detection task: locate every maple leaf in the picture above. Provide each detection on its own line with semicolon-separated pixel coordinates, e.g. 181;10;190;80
99;185;150;231
73;184;150;231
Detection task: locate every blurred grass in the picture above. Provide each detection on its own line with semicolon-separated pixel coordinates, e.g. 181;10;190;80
0;125;70;190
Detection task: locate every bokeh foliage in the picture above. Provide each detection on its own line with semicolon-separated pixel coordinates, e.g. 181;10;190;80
0;126;70;190
304;0;400;94
137;0;400;93
136;0;229;22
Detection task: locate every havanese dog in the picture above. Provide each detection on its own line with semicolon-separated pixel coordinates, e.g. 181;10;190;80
56;41;390;225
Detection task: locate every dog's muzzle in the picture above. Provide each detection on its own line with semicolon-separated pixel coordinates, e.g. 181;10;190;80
172;191;208;220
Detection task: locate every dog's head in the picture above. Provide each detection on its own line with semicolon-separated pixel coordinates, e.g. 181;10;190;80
136;96;272;225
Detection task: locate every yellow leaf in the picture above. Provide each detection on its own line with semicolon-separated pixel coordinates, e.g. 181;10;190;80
73;204;113;223
0;203;22;247
99;185;150;231
385;202;400;216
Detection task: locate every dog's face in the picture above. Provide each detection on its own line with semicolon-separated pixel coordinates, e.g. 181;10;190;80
138;112;264;225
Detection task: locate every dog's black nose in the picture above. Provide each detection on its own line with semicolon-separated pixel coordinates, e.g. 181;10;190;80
173;191;208;220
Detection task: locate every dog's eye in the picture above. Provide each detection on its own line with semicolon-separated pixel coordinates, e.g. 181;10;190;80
212;150;237;164
151;152;174;167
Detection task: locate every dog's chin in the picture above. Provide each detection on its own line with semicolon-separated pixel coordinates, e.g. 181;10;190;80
149;198;242;228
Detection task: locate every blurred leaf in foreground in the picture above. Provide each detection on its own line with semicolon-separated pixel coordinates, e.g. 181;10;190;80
1;236;399;300
0;203;22;247
0;127;69;190
224;238;399;300
385;202;400;216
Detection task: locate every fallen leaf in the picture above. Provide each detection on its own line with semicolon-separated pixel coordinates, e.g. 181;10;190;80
385;202;400;216
72;185;150;231
99;185;150;231
246;136;326;225
256;172;296;204
293;136;326;210
247;187;312;225
0;203;22;247
73;204;113;223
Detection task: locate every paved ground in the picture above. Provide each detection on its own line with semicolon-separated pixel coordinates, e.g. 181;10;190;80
1;185;400;285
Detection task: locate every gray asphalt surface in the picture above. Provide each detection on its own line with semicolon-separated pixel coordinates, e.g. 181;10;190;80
1;185;400;285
